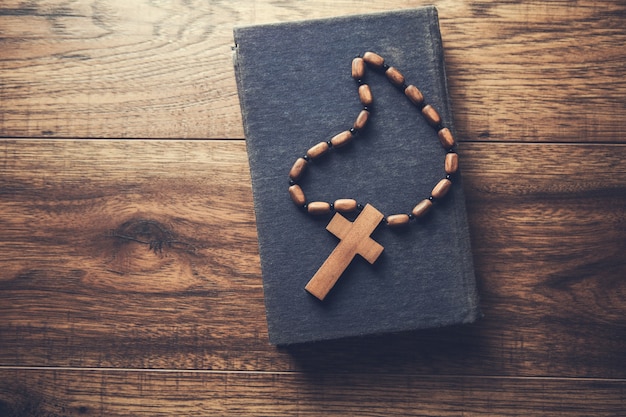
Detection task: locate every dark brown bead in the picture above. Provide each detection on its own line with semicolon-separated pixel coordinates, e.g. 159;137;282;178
358;84;373;106
386;214;410;226
288;157;307;181
385;66;405;86
411;199;433;218
307;201;332;215
422;105;441;127
351;57;365;79
362;51;384;68
330;130;353;148
306;141;330;159
404;84;424;106
353;109;370;130
445;152;459;174
431;178;452;199
288;184;306;206
438;128;456;148
333;199;358;212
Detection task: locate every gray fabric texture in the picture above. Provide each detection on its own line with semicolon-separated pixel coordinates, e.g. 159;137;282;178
234;6;479;345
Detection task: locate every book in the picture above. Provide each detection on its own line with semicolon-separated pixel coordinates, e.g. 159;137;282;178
233;6;479;345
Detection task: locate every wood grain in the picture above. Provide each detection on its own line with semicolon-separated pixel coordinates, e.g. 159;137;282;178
1;0;625;414
0;140;623;379
0;369;624;417
0;0;624;142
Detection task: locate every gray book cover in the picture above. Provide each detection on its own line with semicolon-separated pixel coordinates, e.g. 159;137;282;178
234;6;479;345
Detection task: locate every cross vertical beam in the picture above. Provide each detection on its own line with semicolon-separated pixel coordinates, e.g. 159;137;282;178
305;204;384;300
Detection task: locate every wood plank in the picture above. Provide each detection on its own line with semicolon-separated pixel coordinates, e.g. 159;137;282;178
0;1;625;142
0;140;624;377
0;369;624;416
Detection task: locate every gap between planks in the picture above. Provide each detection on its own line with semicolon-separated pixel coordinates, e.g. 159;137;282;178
1;366;624;383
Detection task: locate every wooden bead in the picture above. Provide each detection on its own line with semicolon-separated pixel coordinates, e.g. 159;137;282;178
351;57;365;79
333;198;358;212
386;214;410;226
288;157;307;181
306;141;330;159
385;66;405;86
411;199;433;218
330;130;353;148
307;201;331;215
362;51;384;68
431;178;452;199
358;84;373;106
353;109;370;130
404;84;424;106
438;127;456;148
422;105;441;127
288;184;306;206
445;152;459;174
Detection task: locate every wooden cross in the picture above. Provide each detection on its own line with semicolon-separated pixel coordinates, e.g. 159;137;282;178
305;203;384;301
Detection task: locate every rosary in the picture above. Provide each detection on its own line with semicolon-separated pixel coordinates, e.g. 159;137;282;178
287;52;458;301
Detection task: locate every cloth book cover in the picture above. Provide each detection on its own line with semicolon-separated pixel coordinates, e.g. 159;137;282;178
233;6;479;345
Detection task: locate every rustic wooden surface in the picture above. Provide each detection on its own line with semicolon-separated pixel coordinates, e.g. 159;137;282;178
0;0;624;416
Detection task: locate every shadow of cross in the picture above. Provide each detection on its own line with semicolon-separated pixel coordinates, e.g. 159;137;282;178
305;204;385;301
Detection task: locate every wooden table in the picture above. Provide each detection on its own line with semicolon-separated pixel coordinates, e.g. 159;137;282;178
1;1;624;415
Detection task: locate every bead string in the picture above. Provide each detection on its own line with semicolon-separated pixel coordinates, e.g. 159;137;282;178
288;51;458;227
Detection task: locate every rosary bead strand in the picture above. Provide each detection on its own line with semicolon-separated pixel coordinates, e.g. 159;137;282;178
288;51;459;226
